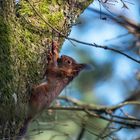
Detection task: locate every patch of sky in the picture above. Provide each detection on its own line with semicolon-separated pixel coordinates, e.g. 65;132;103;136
94;78;127;105
113;56;136;80
61;82;82;100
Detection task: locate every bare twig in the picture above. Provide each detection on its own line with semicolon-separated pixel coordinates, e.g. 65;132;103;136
88;8;140;38
84;109;140;128
24;0;140;65
105;32;129;42
120;108;137;119
64;38;140;64
105;111;140;122
47;96;140;127
76;124;86;140
96;116;113;140
102;126;124;139
57;96;140;111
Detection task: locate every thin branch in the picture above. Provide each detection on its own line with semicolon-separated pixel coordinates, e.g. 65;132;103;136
96;116;113;140
57;96;84;106
120;108;137;119
24;0;140;65
57;96;140;111
105;111;140;122
120;0;129;9
83;109;140;128
105;32;129;42
102;126;124;139
48;105;140;127
65;38;140;64
99;114;140;128
76;124;86;140
88;8;140;38
49;96;140;128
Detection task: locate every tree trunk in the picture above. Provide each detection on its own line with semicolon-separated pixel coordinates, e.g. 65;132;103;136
0;0;93;139
0;0;18;139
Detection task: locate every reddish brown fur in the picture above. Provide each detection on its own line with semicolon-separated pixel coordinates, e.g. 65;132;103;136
17;42;86;140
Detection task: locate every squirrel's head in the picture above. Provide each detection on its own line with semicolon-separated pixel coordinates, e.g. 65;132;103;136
57;55;86;78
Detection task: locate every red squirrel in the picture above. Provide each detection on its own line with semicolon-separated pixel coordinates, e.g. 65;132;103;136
16;42;86;139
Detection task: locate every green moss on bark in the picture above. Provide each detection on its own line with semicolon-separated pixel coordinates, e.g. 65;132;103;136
0;0;94;138
0;16;13;96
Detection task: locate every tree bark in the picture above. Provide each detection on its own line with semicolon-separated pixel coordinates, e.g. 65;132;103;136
0;0;18;139
0;0;93;139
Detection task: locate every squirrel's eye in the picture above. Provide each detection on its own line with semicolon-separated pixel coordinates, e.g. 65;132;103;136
66;60;72;65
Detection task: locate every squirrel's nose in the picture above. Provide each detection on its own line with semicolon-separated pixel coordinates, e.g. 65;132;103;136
78;63;87;70
84;64;94;71
78;63;94;71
